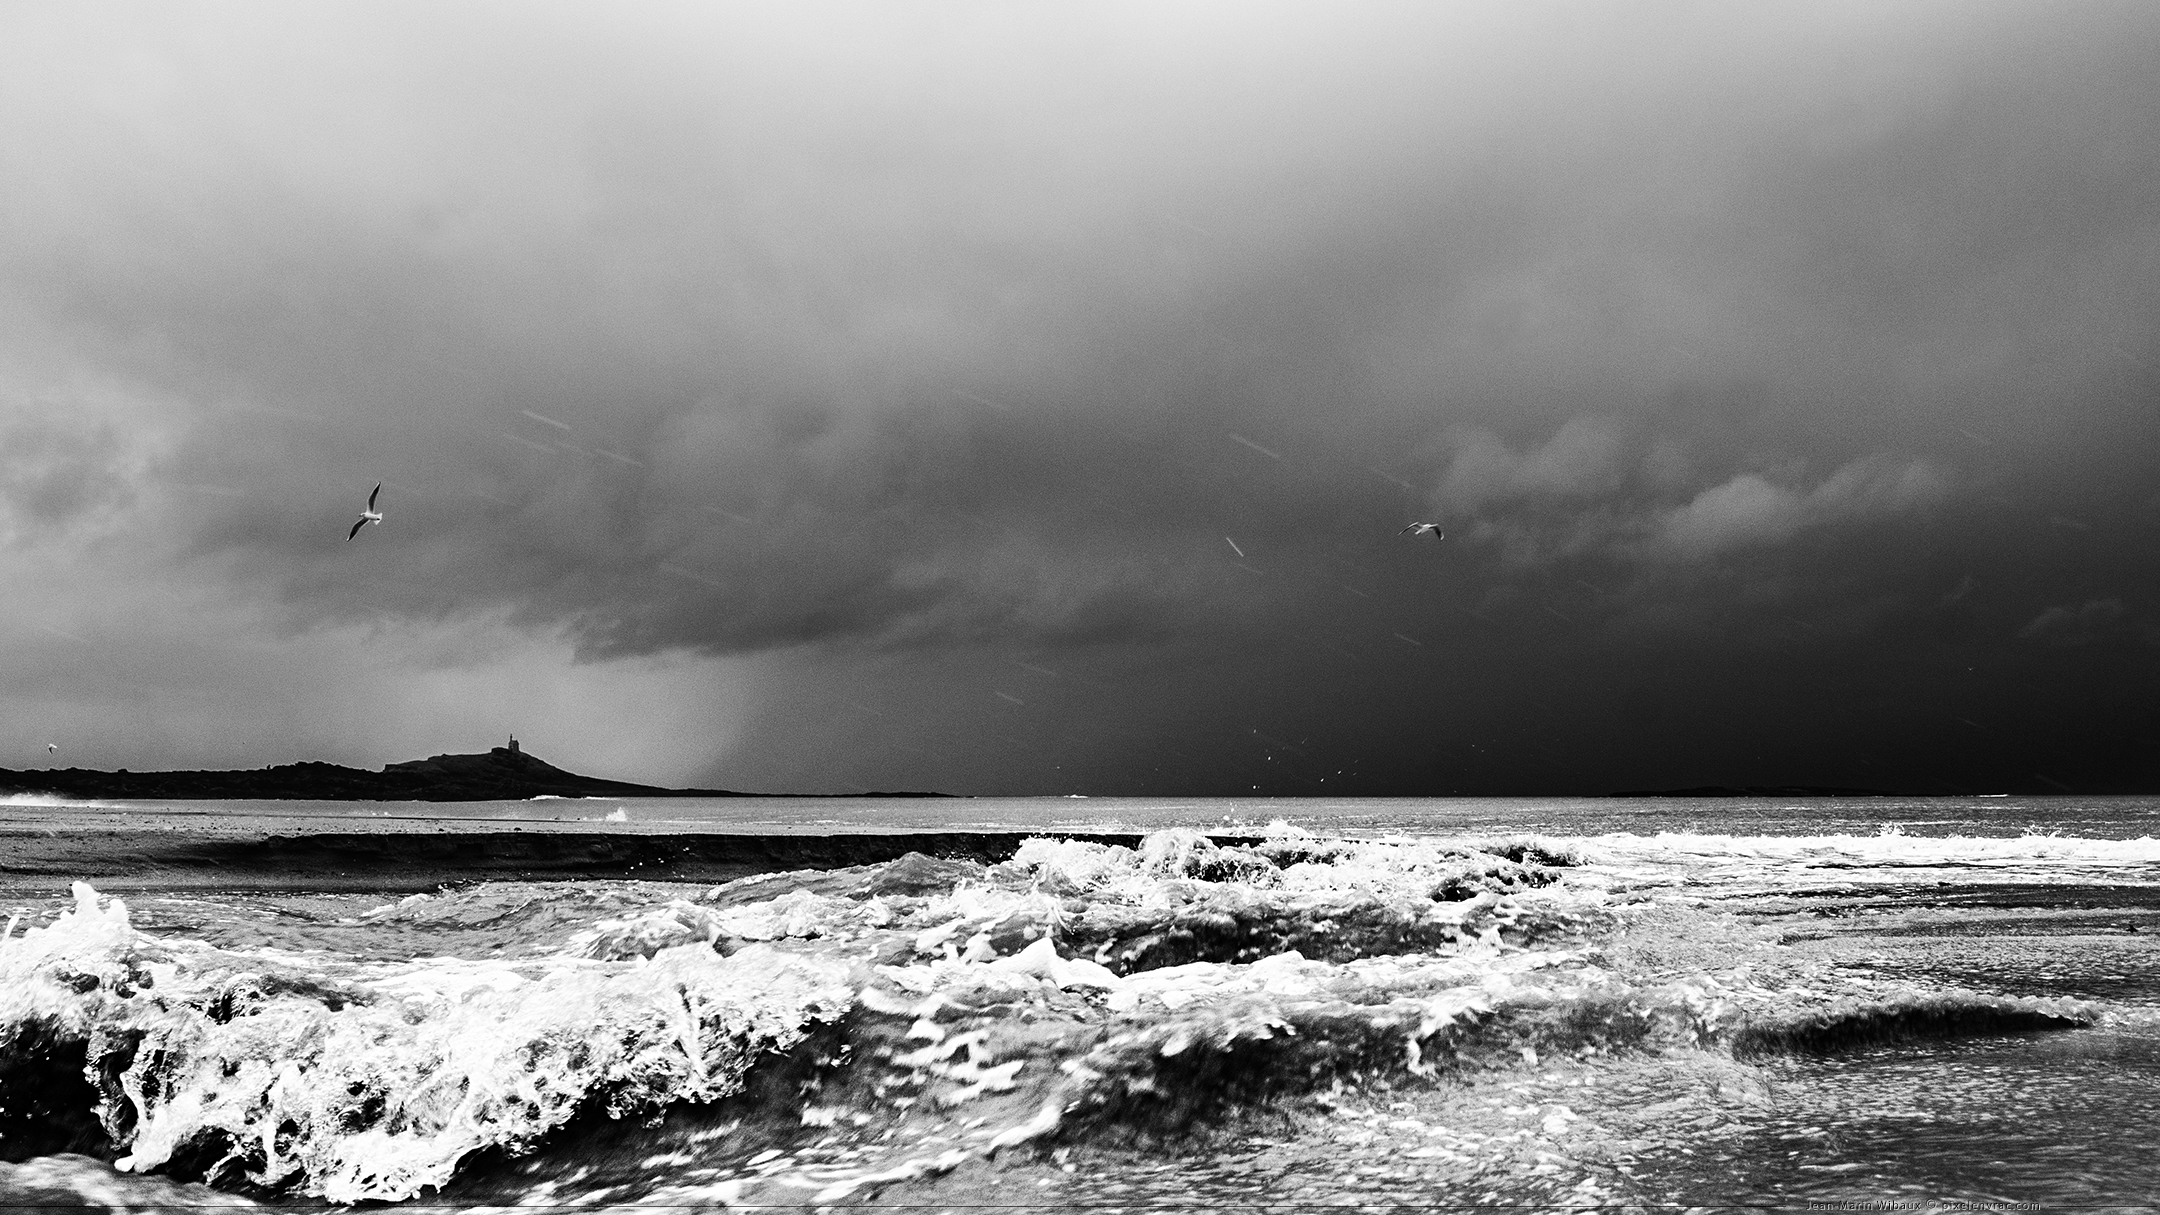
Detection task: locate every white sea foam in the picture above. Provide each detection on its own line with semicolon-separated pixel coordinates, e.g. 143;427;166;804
0;885;855;1203
1561;831;2160;896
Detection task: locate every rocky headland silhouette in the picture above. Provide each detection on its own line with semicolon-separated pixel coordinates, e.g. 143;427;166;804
0;741;944;802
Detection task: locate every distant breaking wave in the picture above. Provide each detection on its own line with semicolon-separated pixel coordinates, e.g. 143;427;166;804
0;791;114;808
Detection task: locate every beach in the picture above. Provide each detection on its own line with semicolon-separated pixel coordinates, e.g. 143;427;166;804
2;796;2158;1210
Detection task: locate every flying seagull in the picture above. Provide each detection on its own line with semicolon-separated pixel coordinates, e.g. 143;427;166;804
1398;522;1445;539
347;484;383;541
46;743;56;754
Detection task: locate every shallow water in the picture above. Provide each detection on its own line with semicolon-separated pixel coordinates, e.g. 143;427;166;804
1;798;2156;1211
1708;1029;2160;1207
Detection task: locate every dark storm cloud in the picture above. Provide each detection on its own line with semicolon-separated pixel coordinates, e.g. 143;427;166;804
4;1;2159;791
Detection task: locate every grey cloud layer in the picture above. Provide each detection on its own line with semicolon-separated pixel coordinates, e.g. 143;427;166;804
3;2;2158;790
1430;417;1951;568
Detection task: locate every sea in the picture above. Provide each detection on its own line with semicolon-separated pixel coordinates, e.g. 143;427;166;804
2;793;2158;1213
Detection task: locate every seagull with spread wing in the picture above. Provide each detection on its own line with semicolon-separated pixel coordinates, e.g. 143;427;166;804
1398;521;1444;540
347;483;384;541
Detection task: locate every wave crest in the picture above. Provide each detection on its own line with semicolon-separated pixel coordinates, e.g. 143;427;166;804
0;884;853;1202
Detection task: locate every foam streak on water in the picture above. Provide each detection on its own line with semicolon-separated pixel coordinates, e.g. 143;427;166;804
0;814;2156;1210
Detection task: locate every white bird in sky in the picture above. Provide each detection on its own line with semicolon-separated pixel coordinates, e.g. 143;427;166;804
347;483;383;541
1398;521;1445;539
46;743;56;754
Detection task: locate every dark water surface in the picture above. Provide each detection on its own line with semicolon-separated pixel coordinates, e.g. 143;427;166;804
10;790;2160;838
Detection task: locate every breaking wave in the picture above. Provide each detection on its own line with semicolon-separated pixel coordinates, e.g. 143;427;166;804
0;792;110;807
0;824;2109;1207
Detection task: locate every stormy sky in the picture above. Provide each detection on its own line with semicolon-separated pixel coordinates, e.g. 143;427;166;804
3;1;2157;795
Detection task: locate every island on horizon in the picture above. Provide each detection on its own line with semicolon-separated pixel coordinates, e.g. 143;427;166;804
0;738;952;801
